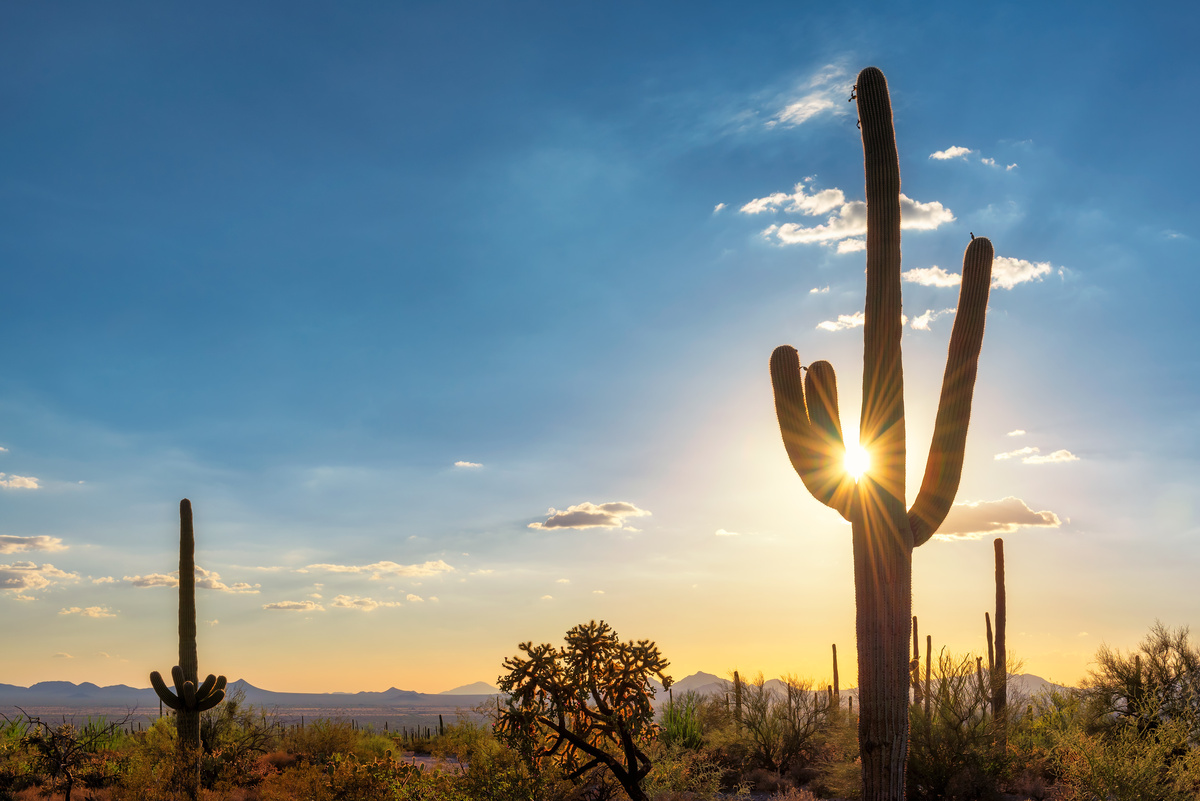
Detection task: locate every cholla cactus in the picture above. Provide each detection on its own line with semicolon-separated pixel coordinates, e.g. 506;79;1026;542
149;500;226;796
769;66;993;801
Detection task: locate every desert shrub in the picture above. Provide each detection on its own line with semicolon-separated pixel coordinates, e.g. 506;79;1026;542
906;649;1009;800
806;706;859;801
660;691;704;751
641;741;723;800
281;718;360;764
1052;710;1200;801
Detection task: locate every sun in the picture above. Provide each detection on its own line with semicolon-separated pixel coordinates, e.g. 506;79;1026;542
844;442;871;481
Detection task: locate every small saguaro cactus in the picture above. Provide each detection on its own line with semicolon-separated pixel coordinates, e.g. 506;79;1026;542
149;500;226;795
769;66;993;801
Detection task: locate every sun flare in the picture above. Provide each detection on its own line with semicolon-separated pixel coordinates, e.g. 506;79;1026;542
844;443;871;481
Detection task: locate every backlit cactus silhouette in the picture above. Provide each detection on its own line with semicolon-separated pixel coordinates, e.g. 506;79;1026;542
769;66;993;800
149;499;226;795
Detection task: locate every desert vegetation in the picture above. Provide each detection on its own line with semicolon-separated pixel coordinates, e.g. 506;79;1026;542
5;622;1200;800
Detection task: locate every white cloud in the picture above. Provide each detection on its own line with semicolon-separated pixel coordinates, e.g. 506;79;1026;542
304;560;456;579
454;461;482;468
981;157;996;166
754;192;953;249
0;536;66;554
1024;449;1080;464
1;562;79;594
902;265;961;288
263;600;325;612
715;529;740;537
92;576;115;584
902;257;1055;290
1006;163;1018;171
935;496;1062;540
909;308;956;331
930;146;973;160
406;593;424;602
0;474;40;489
995;447;1039;461
528;501;651;530
125;573;178;588
0;446;7;452
1006;429;1026;437
816;311;865;332
995;446;1079;464
713;203;726;214
836;238;866;253
332;594;401;611
992;256;1053;289
765;66;850;129
59;606;115;619
555;578;570;584
810;286;830;294
195;566;261;594
593;590;605;595
540;595;554;601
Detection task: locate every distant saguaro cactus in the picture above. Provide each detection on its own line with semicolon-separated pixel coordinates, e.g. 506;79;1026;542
149;500;227;798
769;66;993;801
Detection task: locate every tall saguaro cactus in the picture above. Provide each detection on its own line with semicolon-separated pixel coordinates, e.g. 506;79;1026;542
769;67;993;800
149;500;227;797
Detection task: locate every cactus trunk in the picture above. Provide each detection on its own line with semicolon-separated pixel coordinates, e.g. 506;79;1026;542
178;500;200;755
992;538;1007;749
149;499;227;801
769;66;993;801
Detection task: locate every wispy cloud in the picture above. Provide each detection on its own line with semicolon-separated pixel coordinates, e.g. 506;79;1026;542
902;266;962;288
765;65;851;128
92;576;115;584
909;308;956;331
53;652;73;659
902;256;1055;290
1006;429;1026;437
303;560;456;579
744;180;954;251
995;447;1039;461
1024;449;1080;464
0;474;40;489
454;460;483;468
124;567;259;592
331;594;401;611
810;286;830;294
930;146;973;160
935;496;1062;540
0;536;66;555
263;600;324;612
816;312;865;332
713;203;726;214
992;256;1053;289
528;501;651;530
995;446;1080;464
124;573;178;588
1;562;79;594
59;606;116;618
715;529;740;537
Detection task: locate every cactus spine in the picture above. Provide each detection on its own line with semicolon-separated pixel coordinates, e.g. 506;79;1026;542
149;500;227;797
769;66;993;801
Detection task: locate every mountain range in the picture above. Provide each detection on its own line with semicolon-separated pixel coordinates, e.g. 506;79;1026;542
0;672;1070;710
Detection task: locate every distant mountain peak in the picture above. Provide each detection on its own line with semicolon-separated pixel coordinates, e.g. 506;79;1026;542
440;681;499;695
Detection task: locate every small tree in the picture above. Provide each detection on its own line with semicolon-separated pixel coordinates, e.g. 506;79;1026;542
1080;622;1200;738
495;620;670;801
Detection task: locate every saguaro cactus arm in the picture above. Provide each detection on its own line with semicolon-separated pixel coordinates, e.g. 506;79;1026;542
769;350;856;519
908;238;993;546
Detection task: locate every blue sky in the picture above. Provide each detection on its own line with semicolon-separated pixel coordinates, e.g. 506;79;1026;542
2;2;1198;693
